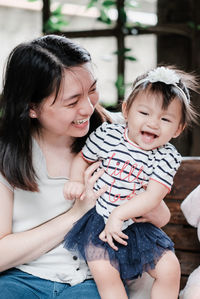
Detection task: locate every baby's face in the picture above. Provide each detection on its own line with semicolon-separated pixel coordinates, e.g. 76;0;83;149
123;91;183;150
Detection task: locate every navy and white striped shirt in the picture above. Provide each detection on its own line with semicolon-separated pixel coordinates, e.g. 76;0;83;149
82;122;182;229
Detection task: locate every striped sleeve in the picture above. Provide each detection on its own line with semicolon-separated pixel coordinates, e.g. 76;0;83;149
151;144;182;191
82;122;108;162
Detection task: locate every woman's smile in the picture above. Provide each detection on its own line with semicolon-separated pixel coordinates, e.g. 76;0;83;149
72;118;90;129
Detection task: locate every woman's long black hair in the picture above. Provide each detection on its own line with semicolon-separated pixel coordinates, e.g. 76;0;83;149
0;35;110;191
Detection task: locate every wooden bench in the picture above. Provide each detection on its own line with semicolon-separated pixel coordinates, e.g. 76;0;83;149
163;157;200;290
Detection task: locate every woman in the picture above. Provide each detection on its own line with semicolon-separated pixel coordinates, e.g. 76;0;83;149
0;35;170;298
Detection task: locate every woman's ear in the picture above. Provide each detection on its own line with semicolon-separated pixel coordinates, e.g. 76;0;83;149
29;107;37;119
122;101;128;120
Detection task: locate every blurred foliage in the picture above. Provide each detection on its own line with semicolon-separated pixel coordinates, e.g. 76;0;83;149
187;21;200;30
44;4;68;33
27;0;68;32
115;74;125;99
87;0;138;26
113;47;136;62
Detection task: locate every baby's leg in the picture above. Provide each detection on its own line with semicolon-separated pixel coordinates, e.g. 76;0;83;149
148;250;181;299
88;260;128;299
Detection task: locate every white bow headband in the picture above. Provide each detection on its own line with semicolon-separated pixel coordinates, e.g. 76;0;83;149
133;67;190;104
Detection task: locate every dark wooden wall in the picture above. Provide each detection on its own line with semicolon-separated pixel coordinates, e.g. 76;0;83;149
157;0;200;156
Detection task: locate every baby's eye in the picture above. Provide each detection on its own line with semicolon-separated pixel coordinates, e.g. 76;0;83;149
161;117;170;122
139;111;148;115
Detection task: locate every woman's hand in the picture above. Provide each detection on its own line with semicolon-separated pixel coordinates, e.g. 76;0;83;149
133;200;171;228
99;211;128;251
72;161;107;217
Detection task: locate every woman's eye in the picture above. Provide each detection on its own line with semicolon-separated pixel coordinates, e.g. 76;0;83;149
89;87;97;94
66;101;78;107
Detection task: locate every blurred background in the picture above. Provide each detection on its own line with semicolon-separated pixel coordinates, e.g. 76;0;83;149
0;0;200;155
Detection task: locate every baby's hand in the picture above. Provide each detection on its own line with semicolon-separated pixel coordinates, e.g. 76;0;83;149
63;181;85;201
99;212;128;251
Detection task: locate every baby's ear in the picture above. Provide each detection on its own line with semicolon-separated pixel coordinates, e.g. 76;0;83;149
122;101;128;120
173;123;186;138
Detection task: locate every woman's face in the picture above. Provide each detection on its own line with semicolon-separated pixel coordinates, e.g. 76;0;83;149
31;63;99;142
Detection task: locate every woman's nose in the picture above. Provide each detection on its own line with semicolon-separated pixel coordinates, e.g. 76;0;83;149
79;96;94;115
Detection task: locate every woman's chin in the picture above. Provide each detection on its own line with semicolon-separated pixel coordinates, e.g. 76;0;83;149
71;123;90;137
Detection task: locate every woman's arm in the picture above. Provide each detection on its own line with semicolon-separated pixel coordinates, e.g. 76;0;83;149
135;200;171;228
114;180;169;221
0;162;104;272
0;182;84;272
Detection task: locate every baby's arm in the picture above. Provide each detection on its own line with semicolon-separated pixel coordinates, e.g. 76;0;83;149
100;180;169;250
64;152;90;200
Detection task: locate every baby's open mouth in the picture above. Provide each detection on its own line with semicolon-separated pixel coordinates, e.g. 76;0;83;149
141;131;158;143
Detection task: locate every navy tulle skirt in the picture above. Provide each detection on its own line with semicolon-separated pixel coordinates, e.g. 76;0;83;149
64;207;174;281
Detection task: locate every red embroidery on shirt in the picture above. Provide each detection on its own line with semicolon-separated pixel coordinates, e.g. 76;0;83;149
108;178;136;203
105;153;146;203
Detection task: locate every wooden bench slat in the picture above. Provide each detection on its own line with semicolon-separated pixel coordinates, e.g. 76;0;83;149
176;250;200;275
163;224;200;251
165;201;187;225
166;158;200;200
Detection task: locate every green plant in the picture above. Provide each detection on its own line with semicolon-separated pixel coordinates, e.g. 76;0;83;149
87;0;139;27
187;21;200;30
44;4;68;33
27;0;68;32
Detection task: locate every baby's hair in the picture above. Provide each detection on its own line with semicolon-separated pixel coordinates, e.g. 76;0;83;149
124;66;199;127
